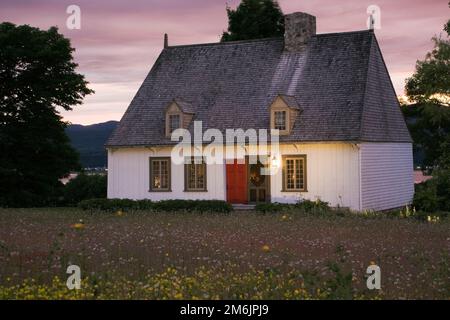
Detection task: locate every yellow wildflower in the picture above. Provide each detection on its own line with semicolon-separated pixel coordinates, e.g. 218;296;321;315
71;223;85;230
261;245;270;252
174;292;183;299
116;210;124;217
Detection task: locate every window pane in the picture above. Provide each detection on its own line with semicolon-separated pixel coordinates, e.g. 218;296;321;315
284;157;305;191
196;164;205;189
274;111;286;130
152;161;160;188
151;159;170;190
186;158;206;190
286;159;294;189
188;163;195;189
169;114;180;133
295;159;303;190
299;159;304;189
160;160;168;189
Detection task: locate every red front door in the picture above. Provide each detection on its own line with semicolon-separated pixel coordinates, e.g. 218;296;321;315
226;159;248;204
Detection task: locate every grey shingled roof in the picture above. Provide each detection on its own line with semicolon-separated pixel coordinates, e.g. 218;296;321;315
278;95;301;110
106;30;412;147
171;98;195;114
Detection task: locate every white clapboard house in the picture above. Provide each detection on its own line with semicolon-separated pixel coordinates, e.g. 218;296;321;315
106;12;413;211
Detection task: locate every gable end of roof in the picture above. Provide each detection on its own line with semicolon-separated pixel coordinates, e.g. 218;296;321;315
359;33;412;143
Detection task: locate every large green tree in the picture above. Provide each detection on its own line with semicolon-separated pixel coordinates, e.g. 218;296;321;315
403;4;450;168
406;3;450;212
0;23;93;207
405;39;450;105
402;103;450;167
221;0;285;42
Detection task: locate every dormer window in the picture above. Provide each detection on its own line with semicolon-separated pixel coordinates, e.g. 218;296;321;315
270;95;301;135
165;98;195;137
274;111;286;131
169;114;180;133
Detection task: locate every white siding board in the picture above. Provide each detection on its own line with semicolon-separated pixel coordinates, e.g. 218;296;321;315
270;143;360;210
360;143;414;211
107;143;361;210
107;147;226;201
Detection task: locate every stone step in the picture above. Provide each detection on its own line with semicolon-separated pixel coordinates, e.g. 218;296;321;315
232;204;256;211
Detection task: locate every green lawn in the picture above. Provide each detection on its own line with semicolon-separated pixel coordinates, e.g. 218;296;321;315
0;208;448;299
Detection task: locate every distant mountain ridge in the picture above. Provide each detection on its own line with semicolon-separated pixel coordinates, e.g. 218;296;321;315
66;121;118;168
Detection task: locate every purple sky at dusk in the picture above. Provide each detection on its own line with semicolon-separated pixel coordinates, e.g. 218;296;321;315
0;0;449;125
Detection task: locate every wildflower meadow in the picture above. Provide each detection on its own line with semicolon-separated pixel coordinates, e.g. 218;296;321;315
0;208;448;299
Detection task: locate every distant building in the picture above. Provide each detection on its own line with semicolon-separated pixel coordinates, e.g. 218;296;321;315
414;170;432;184
60;173;79;185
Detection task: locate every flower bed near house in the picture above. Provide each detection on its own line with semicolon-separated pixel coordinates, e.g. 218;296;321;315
78;198;232;213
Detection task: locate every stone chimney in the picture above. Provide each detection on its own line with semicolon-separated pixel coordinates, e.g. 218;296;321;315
284;12;316;52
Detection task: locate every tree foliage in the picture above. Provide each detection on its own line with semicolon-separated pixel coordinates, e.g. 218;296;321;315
405;3;450;106
0;23;93;207
402;6;450;168
445;2;450;35
221;0;285;42
413;136;450;213
402;103;450;167
63;174;107;206
407;4;450;212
